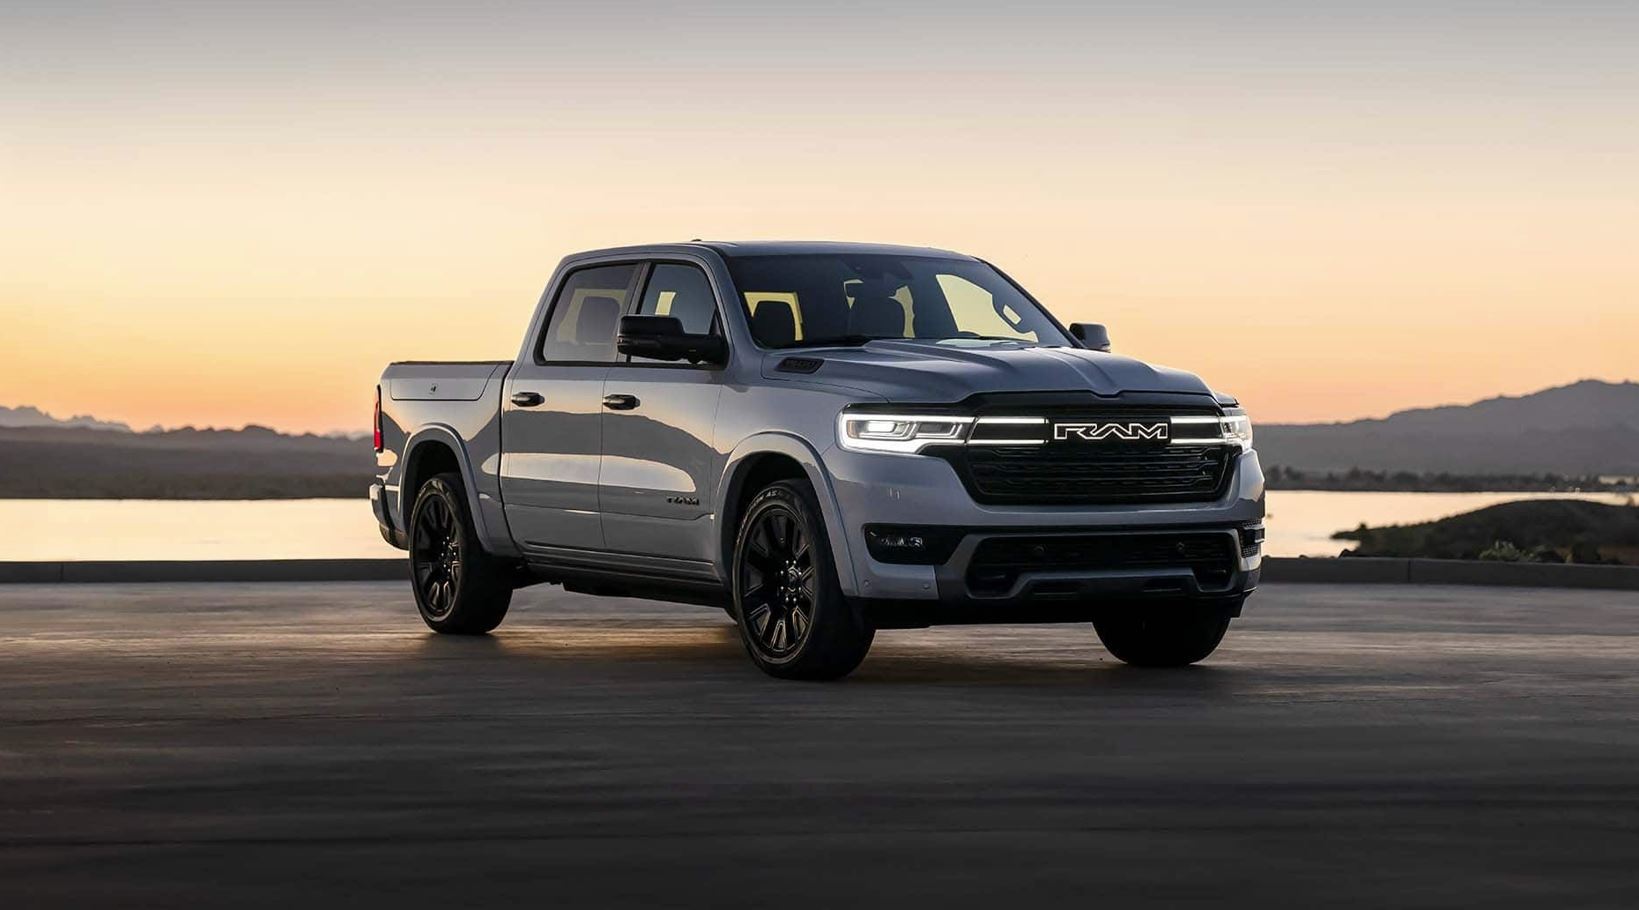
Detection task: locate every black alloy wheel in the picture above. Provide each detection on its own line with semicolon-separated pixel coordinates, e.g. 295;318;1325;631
411;489;464;621
739;507;816;657
731;480;874;680
407;473;511;634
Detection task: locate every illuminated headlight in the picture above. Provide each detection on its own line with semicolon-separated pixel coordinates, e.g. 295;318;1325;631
837;411;973;454
1220;408;1254;450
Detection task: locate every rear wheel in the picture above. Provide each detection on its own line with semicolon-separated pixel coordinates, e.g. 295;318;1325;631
1093;603;1234;667
732;480;873;680
408;472;512;635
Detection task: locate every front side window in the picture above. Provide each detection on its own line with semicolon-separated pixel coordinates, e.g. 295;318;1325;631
539;264;638;363
725;254;1069;349
628;262;722;363
635;263;718;333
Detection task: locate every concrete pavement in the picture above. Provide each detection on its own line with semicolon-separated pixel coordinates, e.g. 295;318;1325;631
1;582;1636;907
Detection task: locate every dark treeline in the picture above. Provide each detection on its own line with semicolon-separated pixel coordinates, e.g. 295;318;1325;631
0;426;371;499
1336;500;1639;566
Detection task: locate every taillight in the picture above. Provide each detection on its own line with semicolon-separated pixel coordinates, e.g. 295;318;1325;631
373;386;383;452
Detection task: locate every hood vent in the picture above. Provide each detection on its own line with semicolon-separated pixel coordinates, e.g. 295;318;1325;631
776;356;824;374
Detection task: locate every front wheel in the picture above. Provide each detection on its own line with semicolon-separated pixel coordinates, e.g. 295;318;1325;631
1093;604;1234;667
408;472;512;635
732;480;873;680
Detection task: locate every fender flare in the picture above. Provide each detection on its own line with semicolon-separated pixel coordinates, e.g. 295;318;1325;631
717;432;861;596
400;425;508;555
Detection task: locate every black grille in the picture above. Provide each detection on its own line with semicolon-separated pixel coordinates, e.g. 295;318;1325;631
967;532;1237;594
949;444;1232;505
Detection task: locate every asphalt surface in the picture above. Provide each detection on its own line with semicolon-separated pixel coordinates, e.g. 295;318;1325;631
1;582;1636;908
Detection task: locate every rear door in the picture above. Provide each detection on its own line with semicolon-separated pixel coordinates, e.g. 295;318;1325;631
499;263;638;554
598;261;728;569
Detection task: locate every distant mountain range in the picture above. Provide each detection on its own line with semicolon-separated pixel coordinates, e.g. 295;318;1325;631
0;404;368;440
0;405;133;433
1257;380;1639;476
2;380;1635;498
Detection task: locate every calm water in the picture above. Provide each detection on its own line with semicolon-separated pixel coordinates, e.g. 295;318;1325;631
0;492;1632;562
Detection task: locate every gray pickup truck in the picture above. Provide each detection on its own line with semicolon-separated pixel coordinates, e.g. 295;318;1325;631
372;241;1263;679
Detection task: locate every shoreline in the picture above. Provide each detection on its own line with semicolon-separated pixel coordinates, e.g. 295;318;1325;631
4;556;1637;590
4;488;1634;501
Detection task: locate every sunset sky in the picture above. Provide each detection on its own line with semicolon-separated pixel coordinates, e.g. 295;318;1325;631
3;1;1636;433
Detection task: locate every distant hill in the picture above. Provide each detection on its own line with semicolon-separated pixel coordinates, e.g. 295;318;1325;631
0;425;372;499
0;404;132;433
1256;380;1639;476
4;380;1637;498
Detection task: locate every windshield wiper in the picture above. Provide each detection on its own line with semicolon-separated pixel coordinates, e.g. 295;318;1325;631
782;334;880;348
779;334;1036;349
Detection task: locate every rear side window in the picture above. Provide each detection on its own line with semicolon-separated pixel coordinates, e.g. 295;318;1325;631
539;264;638;364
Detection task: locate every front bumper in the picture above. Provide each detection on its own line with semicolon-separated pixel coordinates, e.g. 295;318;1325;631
822;445;1265;622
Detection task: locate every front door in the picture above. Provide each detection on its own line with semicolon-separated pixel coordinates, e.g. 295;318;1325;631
599;261;727;568
499;262;638;554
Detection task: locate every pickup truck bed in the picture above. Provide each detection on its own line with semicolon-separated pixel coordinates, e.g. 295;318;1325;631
372;361;513;554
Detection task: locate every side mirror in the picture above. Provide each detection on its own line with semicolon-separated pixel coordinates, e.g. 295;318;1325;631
617;315;727;365
1069;322;1111;352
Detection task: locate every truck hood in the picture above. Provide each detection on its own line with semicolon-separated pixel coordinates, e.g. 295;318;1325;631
765;340;1216;404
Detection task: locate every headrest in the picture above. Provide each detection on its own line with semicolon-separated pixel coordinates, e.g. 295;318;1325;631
667;291;712;329
847;294;905;338
575;295;621;342
752;301;797;346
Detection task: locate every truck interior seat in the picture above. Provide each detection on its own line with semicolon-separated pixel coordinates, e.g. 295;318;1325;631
665;291;716;334
848;294;906;338
576;295;621;356
752;301;797;346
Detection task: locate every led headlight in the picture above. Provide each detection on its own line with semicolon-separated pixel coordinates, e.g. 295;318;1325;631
837;411;973;454
1220;407;1254;449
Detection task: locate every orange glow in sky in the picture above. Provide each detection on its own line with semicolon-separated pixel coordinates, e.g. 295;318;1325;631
3;3;1636;432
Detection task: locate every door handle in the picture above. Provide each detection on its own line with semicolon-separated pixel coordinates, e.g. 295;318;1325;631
602;393;639;411
510;391;544;408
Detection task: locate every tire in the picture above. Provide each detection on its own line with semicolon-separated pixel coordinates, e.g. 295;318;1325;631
732;479;874;680
1093;603;1234;667
408;472;512;635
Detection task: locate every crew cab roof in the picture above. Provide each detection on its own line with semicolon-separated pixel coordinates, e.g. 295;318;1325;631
562;240;976;263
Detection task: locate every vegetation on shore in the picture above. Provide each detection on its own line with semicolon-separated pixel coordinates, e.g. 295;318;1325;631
0;426;370;500
1266;466;1636;493
1334;500;1639;566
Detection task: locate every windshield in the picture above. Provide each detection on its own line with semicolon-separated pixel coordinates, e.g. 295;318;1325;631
723;253;1072;349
